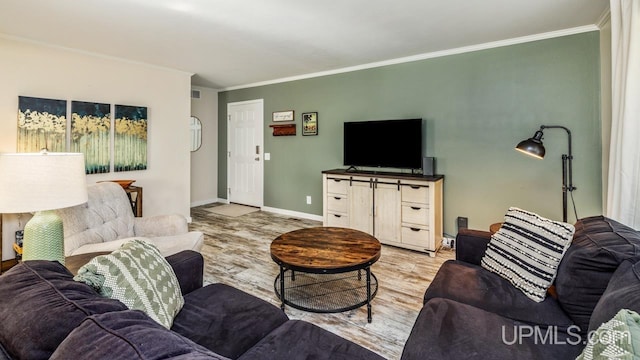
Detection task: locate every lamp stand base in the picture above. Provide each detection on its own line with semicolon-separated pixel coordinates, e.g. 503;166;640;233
22;210;65;265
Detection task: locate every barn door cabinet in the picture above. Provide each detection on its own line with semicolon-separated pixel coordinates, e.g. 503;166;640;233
322;169;444;257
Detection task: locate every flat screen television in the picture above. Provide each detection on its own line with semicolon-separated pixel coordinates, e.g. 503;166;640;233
343;119;423;169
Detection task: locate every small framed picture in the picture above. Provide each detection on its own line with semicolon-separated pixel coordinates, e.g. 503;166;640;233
272;110;294;122
302;112;318;136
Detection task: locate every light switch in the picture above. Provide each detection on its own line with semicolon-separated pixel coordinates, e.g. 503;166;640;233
264;153;271;160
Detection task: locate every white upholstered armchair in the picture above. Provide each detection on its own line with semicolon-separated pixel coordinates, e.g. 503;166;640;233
55;182;203;257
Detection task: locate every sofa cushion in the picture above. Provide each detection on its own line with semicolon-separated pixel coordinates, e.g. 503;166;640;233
401;298;584;360
172;283;289;359
165;250;204;296
50;310;229;360
577;309;640;360
589;259;640;333
455;229;492;265
555;216;640;335
238;320;385;360
481;207;574;302
74;239;184;329
0;260;127;360
425;260;574;328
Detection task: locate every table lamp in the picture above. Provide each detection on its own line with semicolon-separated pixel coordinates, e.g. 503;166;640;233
515;125;577;222
0;151;87;264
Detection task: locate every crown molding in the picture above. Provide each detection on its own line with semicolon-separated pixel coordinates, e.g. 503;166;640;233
222;25;601;92
596;7;611;29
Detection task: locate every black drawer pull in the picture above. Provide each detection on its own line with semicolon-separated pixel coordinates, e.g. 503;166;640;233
411;206;421;210
334;196;341;200
333;179;341;182
334;214;342;218
410;185;420;189
410;228;421;232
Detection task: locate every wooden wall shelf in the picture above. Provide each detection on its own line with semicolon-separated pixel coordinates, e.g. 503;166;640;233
269;124;296;136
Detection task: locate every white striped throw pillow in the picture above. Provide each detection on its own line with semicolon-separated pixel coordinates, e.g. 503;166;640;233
481;207;575;302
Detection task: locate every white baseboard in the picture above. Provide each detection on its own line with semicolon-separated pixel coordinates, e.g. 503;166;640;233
261;206;323;222
189;199;322;222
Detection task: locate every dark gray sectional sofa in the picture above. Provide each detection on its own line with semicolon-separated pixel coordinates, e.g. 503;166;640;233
0;251;384;360
402;216;640;359
3;215;638;359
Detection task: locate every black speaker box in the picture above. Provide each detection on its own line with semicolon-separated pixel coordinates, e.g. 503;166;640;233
423;157;435;176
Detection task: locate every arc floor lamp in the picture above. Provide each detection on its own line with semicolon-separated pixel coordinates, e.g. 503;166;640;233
515;125;577;222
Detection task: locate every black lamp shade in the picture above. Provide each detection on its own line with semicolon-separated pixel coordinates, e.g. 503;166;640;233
515;130;545;159
514;125;575;222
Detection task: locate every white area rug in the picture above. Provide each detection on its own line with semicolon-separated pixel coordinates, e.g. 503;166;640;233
207;204;259;217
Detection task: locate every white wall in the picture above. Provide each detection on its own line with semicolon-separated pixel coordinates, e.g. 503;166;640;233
190;86;219;206
0;36;192;260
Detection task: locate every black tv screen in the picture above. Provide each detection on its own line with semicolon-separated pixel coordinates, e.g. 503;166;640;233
343;119;423;169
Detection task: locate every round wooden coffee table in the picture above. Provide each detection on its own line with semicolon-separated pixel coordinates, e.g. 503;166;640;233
270;227;381;322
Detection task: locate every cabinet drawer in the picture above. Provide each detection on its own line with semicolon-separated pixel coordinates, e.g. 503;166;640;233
401;226;431;248
401;185;429;204
327;177;348;195
327;212;349;228
327;195;348;213
402;205;429;226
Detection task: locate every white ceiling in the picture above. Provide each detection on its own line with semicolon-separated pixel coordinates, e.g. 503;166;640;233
0;0;609;89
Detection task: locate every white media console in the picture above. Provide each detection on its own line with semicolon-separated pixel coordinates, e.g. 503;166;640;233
322;169;444;257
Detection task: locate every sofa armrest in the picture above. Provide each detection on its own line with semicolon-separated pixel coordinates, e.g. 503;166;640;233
134;214;188;237
455;229;492;265
166;250;203;295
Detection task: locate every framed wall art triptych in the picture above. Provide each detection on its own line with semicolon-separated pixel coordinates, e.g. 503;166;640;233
71;101;111;174
17;96;67;153
16;96;148;173
114;105;147;172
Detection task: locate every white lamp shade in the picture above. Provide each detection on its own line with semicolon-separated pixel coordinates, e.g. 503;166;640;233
0;152;88;213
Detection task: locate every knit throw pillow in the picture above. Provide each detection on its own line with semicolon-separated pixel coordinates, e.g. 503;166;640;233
74;239;184;329
481;207;575;302
577;309;640;360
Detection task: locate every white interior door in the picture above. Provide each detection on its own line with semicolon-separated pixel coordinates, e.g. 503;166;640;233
227;100;264;207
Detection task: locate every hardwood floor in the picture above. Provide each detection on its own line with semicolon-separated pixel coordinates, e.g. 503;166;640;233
190;204;454;360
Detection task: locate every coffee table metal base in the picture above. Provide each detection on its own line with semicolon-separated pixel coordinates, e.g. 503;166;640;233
274;268;378;322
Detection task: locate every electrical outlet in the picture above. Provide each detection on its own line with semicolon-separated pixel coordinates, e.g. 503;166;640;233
442;236;456;249
306;196;312;205
442;237;452;248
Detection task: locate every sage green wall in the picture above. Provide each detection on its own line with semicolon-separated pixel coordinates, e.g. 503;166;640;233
218;32;601;236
